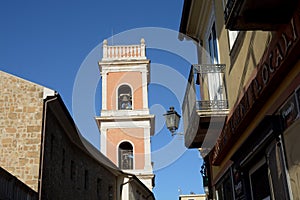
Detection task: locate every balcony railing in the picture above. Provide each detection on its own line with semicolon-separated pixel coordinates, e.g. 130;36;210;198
193;64;225;74
224;0;297;30
102;38;146;61
183;64;228;114
196;100;228;111
182;64;229;148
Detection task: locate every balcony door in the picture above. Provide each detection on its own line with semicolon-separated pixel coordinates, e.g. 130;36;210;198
207;23;226;104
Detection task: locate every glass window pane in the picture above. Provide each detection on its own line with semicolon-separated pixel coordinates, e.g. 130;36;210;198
250;163;271;200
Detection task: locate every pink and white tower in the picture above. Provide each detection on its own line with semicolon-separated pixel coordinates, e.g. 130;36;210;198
95;38;155;190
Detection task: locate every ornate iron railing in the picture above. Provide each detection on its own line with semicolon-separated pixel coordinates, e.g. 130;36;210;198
196;100;228;111
193;64;226;74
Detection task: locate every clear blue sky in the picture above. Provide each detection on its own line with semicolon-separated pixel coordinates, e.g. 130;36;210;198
0;1;204;199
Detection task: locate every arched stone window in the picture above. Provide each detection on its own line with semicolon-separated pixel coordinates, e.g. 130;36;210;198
118;141;133;170
118;85;132;110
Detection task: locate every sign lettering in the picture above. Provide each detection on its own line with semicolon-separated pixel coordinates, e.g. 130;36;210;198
213;15;300;164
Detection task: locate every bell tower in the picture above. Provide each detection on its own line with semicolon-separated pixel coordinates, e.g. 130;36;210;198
96;39;155;190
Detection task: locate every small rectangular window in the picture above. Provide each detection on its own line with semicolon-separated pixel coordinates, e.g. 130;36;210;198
50;135;55;159
71;160;76;180
62;149;65;173
84;170;89;189
208;23;219;64
108;185;113;200
97;178;102;198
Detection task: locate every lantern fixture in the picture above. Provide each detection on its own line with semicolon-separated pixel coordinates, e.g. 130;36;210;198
200;163;209;195
163;106;181;136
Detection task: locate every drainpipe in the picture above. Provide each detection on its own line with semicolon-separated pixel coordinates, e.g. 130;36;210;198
119;175;134;199
38;95;57;200
120;175;155;200
121;177;134;186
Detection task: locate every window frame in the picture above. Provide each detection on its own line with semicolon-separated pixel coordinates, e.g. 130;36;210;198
118;141;134;170
215;169;235;200
248;158;271;200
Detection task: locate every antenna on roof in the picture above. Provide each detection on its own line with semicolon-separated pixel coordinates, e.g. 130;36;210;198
178;186;182;195
111;28;114;45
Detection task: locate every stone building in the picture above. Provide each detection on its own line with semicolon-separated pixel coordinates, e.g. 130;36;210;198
0;69;155;199
179;0;300;199
0;166;37;199
0;70;49;192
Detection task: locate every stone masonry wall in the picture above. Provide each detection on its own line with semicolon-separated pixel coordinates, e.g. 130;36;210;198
41;107;118;200
0;70;45;191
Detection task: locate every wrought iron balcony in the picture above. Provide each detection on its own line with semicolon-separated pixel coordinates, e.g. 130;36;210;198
224;0;297;30
193;64;225;74
182;64;229;148
197;100;228;111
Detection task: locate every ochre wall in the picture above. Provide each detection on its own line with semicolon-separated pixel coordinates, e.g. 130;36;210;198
214;0;271;109
106;71;143;110
106;128;145;170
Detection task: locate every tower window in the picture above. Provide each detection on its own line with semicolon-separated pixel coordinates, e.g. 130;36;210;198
118;142;133;169
118;85;132;110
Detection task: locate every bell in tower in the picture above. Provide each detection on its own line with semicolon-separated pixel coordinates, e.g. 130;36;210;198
118;84;132;110
119;93;132;110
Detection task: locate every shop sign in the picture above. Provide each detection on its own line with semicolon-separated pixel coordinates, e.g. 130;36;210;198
233;167;246;200
279;92;298;129
228;16;298;136
213;10;300;165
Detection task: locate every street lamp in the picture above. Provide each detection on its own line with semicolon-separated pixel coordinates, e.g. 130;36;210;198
200;163;209;195
163;106;181;136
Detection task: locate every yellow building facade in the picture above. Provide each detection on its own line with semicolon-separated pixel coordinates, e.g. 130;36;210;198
180;0;300;199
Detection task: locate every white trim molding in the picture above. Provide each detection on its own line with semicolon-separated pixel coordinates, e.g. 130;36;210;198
100;127;107;155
